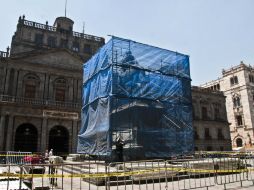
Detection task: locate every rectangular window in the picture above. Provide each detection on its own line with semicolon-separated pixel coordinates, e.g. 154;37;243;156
236;115;243;126
205;128;211;139
217;128;224;140
230;76;238;86
55;88;65;101
202;107;208;120
25;84;36;98
233;97;241;108
84;44;92;54
60;39;68;48
194;127;199;140
35;34;43;46
249;75;254;83
73;41;80;52
214;108;220;120
47;36;57;48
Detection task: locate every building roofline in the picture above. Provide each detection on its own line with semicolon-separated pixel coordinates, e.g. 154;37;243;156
18;16;105;43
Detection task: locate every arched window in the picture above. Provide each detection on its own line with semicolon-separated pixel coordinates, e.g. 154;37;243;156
54;78;67;101
23;74;40;99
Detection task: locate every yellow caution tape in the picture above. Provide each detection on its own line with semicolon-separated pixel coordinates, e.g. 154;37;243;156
195;151;254;155
0;167;251;178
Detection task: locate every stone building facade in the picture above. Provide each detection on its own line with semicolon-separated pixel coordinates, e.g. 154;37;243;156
0;15;104;154
201;63;254;149
192;86;232;151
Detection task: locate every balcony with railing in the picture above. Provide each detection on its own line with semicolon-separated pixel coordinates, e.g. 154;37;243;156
19;16;104;43
0;95;81;110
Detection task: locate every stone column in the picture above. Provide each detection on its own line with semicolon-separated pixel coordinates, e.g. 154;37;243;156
40;117;48;152
77;80;82;102
0;68;6;94
72;120;78;153
73;79;77;102
43;74;49;99
5;115;14;151
12;70;18;96
68;78;74;102
4;68;11;95
16;70;24;97
0;115;6;151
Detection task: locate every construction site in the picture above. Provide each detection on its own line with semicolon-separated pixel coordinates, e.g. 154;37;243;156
78;36;193;160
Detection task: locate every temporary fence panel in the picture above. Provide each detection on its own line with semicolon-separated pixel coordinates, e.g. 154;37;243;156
6;151;32;165
1;155;254;190
78;36;193;159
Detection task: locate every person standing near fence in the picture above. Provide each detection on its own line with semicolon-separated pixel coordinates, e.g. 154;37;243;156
48;160;58;187
45;149;49;161
49;149;53;157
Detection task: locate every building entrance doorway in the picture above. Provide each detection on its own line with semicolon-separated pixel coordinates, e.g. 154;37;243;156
14;123;38;152
48;126;69;155
236;138;243;147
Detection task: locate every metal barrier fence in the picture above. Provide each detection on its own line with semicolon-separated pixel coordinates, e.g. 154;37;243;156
6;151;33;165
0;153;254;190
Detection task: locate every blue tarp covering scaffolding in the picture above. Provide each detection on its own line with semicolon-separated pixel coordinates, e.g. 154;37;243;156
78;36;193;159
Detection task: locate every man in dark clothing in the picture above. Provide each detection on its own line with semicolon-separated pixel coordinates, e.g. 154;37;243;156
116;137;124;162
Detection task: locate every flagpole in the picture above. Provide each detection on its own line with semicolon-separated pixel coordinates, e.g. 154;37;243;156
65;0;67;17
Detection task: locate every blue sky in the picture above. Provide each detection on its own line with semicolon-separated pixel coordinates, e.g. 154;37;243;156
0;0;253;85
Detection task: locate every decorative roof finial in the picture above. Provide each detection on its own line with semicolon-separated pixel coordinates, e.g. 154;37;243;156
6;46;10;57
